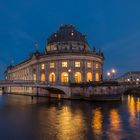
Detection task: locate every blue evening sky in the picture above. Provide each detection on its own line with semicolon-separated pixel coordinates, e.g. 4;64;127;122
0;0;140;79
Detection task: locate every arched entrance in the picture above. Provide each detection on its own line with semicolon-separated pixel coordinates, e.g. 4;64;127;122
49;72;56;83
87;72;92;82
95;72;99;81
41;73;46;82
61;72;69;83
75;72;82;83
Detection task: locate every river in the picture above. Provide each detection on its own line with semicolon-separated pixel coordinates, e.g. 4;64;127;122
0;94;140;140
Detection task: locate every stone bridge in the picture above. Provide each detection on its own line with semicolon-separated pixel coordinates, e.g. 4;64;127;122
0;80;139;99
0;80;72;97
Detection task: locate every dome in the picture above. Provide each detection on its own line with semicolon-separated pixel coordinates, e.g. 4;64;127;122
46;24;91;53
47;24;88;45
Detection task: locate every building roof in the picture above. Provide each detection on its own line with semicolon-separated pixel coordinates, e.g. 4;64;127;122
47;24;88;45
117;71;140;80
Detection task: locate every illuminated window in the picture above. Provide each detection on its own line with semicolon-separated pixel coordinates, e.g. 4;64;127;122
75;61;80;67
95;73;100;81
62;62;68;68
33;74;36;81
75;72;82;83
41;73;46;81
49;72;56;83
87;62;92;68
96;63;99;69
41;64;45;70
87;72;92;82
50;62;55;68
61;72;69;83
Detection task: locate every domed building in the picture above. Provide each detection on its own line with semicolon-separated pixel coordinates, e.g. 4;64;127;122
5;25;104;93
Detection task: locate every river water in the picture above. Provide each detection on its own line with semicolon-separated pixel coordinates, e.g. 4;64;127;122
0;94;140;140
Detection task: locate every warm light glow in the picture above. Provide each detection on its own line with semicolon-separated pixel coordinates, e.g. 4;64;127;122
49;72;56;83
87;62;92;68
33;74;36;81
41;64;45;70
62;62;68;67
107;72;111;77
75;72;82;83
61;72;69;83
87;72;92;82
95;72;100;81
68;69;71;73
112;69;116;74
127;95;136;127
137;98;140;112
75;61;80;67
50;62;55;68
95;63;99;69
41;73;46;81
109;109;122;140
92;109;102;135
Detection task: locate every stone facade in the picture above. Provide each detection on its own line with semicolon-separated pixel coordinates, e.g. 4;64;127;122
4;25;104;94
117;71;140;83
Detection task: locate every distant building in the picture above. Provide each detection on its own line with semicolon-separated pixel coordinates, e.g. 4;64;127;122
117;71;140;83
4;25;104;93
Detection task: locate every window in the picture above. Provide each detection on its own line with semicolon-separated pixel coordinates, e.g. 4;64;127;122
96;63;99;69
87;62;92;68
75;72;82;83
41;73;46;81
75;61;80;67
87;72;92;82
61;72;69;83
95;73;100;81
49;72;56;83
62;62;68;67
41;64;45;70
33;74;36;81
50;62;55;68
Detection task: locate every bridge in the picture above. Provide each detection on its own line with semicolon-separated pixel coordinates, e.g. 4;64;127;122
0;80;139;99
0;80;72;98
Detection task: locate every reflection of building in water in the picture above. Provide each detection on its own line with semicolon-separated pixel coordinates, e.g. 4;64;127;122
92;109;102;135
109;109;122;140
4;24;104;94
57;106;86;140
127;95;136;127
137;98;140;113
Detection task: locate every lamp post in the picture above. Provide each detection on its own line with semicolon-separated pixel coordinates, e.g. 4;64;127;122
112;69;116;80
107;72;111;80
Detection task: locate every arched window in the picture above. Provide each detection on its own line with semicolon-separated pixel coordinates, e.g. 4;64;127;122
61;72;69;83
41;73;46;82
75;72;82;83
87;72;92;82
95;72;100;81
49;72;56;83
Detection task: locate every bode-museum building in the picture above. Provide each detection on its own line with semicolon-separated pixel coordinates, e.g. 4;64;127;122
5;25;104;93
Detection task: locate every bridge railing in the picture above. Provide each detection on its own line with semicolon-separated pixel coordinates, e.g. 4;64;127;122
0;80;70;87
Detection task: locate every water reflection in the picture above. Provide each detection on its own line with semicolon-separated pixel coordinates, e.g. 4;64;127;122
92;108;102;135
127;95;136;127
0;94;140;140
109;109;122;140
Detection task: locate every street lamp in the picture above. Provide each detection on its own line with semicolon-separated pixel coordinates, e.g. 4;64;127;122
111;69;116;79
107;72;111;80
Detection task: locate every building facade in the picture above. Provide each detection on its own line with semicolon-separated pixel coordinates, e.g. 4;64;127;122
5;25;104;93
117;71;140;83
